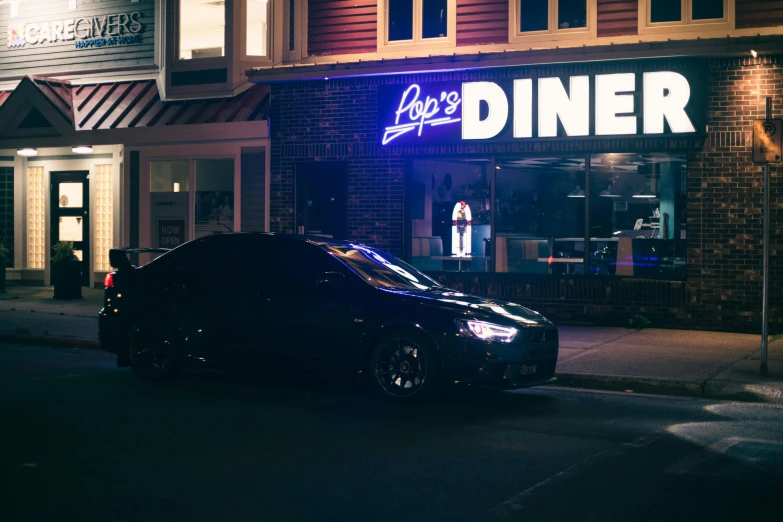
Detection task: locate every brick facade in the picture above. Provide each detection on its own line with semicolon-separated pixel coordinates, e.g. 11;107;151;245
269;56;782;333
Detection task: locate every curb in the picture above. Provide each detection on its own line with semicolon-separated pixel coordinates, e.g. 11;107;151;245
0;332;100;350
552;372;704;398
552;372;783;404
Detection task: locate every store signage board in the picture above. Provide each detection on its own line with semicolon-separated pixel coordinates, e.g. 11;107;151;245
753;119;783;164
7;12;145;50
379;69;707;146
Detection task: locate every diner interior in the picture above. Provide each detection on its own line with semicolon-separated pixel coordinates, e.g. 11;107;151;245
407;153;687;278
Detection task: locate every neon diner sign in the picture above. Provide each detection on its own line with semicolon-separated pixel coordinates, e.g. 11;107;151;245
379;70;705;146
382;84;462;145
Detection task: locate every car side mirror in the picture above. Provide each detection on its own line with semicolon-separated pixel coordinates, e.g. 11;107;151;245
316;271;347;290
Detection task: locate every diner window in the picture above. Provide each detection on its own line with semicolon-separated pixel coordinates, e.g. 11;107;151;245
407;159;491;273
515;0;590;36
247;0;271;57
405;153;688;280
589;154;686;278
383;0;455;47
495;157;586;275
642;0;729;31
179;0;226;60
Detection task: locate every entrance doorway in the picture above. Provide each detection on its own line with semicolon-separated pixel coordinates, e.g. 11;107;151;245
296;162;347;239
51;171;90;286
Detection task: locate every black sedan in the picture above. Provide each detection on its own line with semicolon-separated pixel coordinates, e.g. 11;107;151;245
99;233;558;401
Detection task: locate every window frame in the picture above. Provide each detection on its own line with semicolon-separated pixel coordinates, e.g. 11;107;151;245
378;0;457;52
241;0;274;63
174;0;231;64
509;0;597;44
639;0;734;34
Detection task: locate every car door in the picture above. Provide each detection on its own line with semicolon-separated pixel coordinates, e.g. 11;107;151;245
156;236;248;362
251;240;363;362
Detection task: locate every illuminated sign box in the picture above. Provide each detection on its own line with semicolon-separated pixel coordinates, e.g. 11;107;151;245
379;65;706;146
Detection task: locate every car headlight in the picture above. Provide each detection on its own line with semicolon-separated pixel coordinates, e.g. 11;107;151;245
456;319;517;343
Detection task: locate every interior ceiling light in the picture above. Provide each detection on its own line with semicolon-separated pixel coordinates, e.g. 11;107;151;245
17;148;37;157
632;189;657;198
567;186;585;198
599;188;620;198
72;146;93;154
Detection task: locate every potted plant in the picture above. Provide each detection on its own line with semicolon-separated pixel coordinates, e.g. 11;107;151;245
51;241;82;299
0;240;9;294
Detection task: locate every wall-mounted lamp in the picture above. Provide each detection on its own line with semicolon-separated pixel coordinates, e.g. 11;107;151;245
72;145;93;154
17;148;37;157
173;183;181;192
751;50;758;58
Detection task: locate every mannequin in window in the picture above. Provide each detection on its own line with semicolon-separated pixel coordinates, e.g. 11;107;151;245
452;201;472;257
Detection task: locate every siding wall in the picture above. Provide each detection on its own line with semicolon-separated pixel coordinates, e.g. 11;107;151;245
736;0;783;28
597;0;638;37
308;0;377;56
0;0;156;80
270;56;783;332
456;0;508;46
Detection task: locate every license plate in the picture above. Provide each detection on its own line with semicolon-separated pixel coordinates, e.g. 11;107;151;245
519;364;538;376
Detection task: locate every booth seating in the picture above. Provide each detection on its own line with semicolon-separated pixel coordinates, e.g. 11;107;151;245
496;236;550;273
411;237;444;271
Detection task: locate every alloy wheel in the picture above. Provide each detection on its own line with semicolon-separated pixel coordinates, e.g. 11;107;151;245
374;337;428;397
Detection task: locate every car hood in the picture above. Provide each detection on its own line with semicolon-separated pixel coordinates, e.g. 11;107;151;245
384;288;554;327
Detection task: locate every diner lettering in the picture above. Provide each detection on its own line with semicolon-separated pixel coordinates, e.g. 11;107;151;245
380;71;700;145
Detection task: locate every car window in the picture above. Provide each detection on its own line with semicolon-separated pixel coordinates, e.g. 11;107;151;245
257;239;348;294
320;243;442;291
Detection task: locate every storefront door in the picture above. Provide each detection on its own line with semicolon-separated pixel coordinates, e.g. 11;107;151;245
296;162;347;239
51;171;90;287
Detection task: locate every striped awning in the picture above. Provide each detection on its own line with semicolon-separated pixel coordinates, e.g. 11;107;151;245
0;76;269;133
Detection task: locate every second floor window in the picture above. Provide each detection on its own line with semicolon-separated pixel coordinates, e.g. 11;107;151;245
388;0;449;43
180;0;226;60
649;0;725;24
518;0;588;34
247;0;271;57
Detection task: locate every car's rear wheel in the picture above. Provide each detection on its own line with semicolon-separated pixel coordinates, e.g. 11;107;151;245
126;317;184;380
370;331;440;402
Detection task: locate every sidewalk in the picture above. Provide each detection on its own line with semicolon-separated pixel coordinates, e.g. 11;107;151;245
1;285;782;403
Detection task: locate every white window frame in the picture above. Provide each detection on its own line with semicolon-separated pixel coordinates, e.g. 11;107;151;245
241;0;274;63
284;0;306;62
174;0;231;64
509;0;596;44
378;0;457;52
639;0;734;34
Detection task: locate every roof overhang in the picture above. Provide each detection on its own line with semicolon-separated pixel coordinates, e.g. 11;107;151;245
247;34;783;84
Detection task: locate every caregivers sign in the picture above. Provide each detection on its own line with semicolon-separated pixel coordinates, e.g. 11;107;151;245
379;68;706;146
7;12;144;50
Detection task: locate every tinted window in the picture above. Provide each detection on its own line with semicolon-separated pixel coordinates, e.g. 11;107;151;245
322;243;442;290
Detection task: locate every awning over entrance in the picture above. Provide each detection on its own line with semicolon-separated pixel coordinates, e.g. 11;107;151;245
0;76;270;146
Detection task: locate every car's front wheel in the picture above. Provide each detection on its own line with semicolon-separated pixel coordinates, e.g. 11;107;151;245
126;317;184;380
370;331;440;402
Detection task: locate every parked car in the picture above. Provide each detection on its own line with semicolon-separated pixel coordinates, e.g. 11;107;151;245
99;233;558;402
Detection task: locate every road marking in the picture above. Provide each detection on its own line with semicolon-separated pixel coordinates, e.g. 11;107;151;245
666;436;783;476
491;433;660;518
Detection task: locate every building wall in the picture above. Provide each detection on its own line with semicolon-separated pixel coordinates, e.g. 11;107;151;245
269;56;782;333
0;0;156;81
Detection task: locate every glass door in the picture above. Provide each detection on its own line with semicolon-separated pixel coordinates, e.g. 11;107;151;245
51;171;90;286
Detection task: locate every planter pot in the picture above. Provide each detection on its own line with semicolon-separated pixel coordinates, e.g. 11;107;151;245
52;259;82;300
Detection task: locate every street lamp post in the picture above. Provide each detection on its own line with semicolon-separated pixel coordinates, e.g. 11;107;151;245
761;97;771;377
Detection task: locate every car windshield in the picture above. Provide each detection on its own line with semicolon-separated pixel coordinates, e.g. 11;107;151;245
321;243;443;291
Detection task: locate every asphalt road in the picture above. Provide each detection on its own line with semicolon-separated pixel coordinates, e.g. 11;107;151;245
1;344;782;522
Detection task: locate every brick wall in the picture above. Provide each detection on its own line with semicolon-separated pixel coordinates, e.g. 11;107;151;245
686;56;783;331
270;56;783;333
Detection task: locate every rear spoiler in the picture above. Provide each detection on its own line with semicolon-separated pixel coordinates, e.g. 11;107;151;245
109;248;171;270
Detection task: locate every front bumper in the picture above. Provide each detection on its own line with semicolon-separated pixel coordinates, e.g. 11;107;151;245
441;335;559;390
